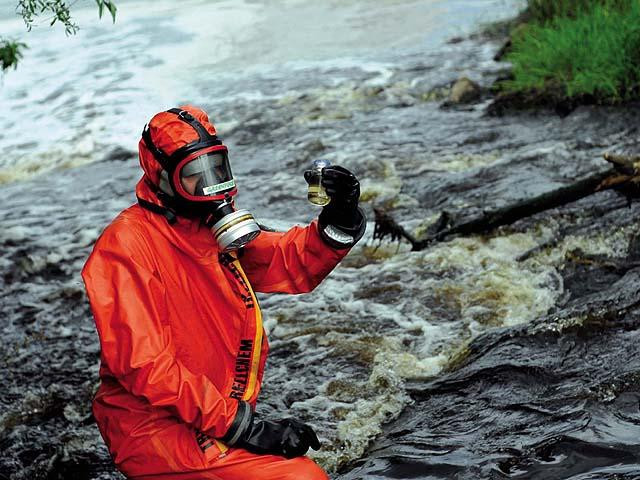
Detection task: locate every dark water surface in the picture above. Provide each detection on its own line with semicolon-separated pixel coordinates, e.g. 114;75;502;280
2;0;640;479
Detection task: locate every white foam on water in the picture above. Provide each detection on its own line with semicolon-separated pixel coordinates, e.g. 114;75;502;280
419;232;563;330
0;145;97;185
418;152;503;173
0;225;30;243
322;355;413;471
539;228;634;263
0;0;263;182
1;0;521;185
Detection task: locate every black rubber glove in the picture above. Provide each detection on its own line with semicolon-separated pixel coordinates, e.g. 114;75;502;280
304;165;360;225
237;417;321;458
305;165;366;248
222;402;321;458
322;165;360;207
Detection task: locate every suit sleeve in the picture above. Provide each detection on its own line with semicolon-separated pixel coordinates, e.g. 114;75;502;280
239;220;350;294
81;222;245;439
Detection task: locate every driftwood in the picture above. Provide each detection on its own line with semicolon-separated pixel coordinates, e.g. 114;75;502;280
599;152;640;190
372;208;417;247
603;152;640;172
373;153;640;252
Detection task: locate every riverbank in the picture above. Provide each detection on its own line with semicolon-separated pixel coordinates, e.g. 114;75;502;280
488;0;640;116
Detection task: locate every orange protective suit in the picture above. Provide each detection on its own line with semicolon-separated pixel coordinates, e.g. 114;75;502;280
82;108;349;479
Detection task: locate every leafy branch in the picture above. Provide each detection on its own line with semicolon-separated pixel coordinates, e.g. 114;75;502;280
0;39;28;71
95;0;117;23
1;0;117;71
19;0;78;35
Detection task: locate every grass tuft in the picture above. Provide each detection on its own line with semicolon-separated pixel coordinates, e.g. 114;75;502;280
524;0;629;23
498;0;640;104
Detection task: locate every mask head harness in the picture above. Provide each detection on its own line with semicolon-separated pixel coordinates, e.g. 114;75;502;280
139;107;238;221
138;107;261;251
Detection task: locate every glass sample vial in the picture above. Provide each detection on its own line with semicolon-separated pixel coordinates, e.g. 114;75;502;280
307;159;331;206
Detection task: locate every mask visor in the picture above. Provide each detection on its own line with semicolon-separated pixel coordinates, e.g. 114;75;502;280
180;151;235;198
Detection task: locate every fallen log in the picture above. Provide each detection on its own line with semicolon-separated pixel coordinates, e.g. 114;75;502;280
603;152;640;173
373;153;639;252
598;153;640;191
412;168;615;250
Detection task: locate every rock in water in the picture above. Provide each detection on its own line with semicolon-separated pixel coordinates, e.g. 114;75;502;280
448;77;482;104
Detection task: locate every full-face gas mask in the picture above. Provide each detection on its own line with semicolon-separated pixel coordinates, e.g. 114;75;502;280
141;108;261;251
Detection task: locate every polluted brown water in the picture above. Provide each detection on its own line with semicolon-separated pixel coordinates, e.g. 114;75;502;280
2;1;640;479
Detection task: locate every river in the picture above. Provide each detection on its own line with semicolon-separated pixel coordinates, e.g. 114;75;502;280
2;0;640;479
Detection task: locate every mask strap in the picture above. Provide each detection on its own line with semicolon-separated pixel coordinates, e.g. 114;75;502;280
166;108;216;143
141;124;172;171
164;108;224;163
143;109;221;171
137;196;177;225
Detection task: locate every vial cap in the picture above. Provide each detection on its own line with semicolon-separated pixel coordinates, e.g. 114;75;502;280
312;159;331;170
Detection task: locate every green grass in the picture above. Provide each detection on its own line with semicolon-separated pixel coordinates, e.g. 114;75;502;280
500;0;640;102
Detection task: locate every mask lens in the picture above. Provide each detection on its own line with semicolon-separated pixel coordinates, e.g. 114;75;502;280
180;152;235;197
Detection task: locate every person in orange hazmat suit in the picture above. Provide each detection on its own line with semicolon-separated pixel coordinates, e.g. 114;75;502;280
81;105;366;479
